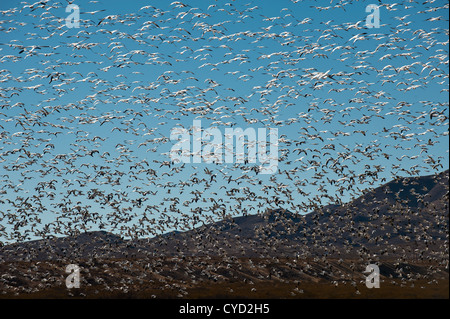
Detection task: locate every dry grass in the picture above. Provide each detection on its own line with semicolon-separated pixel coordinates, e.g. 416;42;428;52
4;279;448;299
1;257;448;299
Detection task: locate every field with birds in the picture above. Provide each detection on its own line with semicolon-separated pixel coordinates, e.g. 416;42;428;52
0;0;448;299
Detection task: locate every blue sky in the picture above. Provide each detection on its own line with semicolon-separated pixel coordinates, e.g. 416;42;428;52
0;0;448;242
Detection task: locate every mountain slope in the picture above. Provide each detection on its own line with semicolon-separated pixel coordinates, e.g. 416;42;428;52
0;170;448;262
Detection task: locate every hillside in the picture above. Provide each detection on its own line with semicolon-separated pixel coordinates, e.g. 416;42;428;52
1;170;448;262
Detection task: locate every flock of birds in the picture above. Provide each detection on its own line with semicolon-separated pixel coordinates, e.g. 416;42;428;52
0;0;448;296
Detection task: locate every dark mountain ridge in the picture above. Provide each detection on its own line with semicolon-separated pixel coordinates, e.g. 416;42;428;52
1;169;448;262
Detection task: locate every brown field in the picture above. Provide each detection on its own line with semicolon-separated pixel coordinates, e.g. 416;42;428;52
1;257;448;299
4;278;449;299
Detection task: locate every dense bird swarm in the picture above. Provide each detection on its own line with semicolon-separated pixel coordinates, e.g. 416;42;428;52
0;0;448;298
